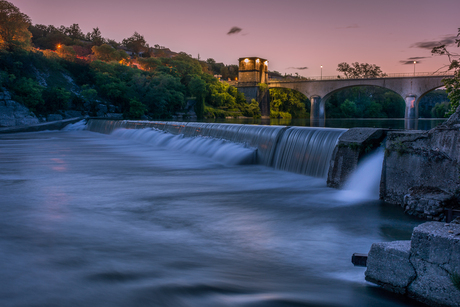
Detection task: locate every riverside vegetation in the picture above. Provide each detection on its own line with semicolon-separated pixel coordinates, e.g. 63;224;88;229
0;0;454;124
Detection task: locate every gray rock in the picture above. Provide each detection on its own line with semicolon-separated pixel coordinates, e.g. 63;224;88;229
65;110;83;118
0;95;39;127
366;222;460;306
47;114;63;122
410;222;460;271
97;104;108;113
380;122;460;219
365;240;415;294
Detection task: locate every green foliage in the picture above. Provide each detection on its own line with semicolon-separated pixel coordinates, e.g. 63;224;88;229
188;76;206;119
11;76;44;112
337;62;387;79
42;87;71;113
269;88;309;118
339;99;357;118
126;98;147;119
0;0;32;51
326;86;404;118
241;99;261;118
419;90;450;118
122;32;147;56
56;44;75;61
431;28;460;116
431;101;450;118
270;110;292;119
92;44;127;62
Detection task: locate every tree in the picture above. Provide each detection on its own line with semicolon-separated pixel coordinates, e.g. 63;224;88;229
0;0;32;50
337;62;387;79
92;44;123;62
64;23;85;40
42;87;72;113
87;27;104;46
126;98;147;119
188;75;207;119
122;32;147;56
432;28;460;116
56;44;76;61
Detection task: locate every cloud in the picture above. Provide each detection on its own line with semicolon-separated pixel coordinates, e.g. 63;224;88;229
227;27;242;35
335;24;360;29
411;35;457;50
400;56;429;65
287;67;308;70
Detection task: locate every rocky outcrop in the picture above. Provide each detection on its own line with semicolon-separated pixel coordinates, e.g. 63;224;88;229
327;128;386;188
365;221;460;307
380;107;460;220
0;89;39;127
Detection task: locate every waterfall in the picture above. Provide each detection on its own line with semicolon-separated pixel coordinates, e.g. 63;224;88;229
272;127;346;178
337;148;385;201
84;119;347;179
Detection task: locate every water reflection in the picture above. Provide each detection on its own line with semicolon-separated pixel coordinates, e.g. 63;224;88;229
182;118;445;130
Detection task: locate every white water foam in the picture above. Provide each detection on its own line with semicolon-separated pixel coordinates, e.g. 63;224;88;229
111;128;257;165
336;148;385;202
62;120;87;131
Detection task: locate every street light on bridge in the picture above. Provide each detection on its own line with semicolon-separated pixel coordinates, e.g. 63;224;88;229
321;65;323;80
413;61;416;76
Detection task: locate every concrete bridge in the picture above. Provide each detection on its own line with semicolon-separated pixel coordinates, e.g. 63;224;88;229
268;74;452;120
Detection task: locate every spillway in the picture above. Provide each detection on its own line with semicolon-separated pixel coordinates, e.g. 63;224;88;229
86;119;347;179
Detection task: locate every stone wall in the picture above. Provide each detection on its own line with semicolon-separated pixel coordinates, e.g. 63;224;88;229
365;221;460;307
380;110;460;220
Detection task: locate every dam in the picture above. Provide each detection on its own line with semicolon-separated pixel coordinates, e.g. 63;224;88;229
0;120;425;307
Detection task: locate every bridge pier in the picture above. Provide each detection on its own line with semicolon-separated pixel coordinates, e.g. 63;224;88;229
310;95;325;121
404;95;418;119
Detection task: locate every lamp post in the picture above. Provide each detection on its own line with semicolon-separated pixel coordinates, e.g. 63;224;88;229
321;65;323;80
413;61;416;77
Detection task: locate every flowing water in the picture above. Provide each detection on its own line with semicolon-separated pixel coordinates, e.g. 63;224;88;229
0;122;425;307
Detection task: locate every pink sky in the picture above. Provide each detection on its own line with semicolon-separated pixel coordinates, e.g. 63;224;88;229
10;0;460;77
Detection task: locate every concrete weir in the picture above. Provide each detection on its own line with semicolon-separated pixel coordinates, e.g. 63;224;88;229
0;117;83;134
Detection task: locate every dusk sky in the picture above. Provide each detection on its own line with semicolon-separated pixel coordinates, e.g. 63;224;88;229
11;0;460;77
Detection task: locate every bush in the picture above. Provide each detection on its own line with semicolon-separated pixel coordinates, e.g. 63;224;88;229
42;87;72;113
126;98;147;119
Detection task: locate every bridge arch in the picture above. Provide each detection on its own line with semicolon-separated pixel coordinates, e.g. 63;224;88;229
268;75;447;120
322;84;405;119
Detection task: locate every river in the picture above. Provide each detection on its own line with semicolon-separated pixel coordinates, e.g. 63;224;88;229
0;125;427;307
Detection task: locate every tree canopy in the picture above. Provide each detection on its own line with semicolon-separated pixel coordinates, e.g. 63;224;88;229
432;28;460;116
337;62;387;79
0;0;32;50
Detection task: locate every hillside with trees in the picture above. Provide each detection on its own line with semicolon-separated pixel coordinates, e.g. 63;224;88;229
0;0;258;123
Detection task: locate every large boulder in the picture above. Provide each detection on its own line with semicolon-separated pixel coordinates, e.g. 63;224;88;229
365;221;460;307
0;89;39;127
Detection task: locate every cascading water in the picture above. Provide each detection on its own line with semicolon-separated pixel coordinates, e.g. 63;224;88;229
337;147;385;201
84;119;347;179
112;128;257;165
272;127;346;178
